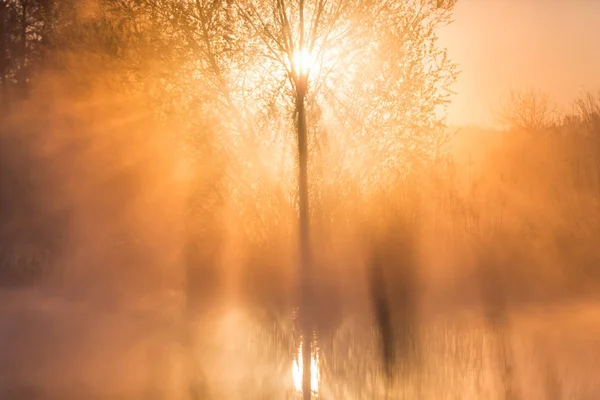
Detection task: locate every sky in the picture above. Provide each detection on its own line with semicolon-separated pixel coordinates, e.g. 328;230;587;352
438;0;600;127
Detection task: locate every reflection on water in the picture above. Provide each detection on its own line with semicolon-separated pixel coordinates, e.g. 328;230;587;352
3;299;600;399
292;339;320;396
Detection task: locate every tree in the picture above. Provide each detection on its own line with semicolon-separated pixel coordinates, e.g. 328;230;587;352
498;88;555;132
0;0;59;110
46;0;458;397
118;0;459;397
573;91;600;132
0;0;64;283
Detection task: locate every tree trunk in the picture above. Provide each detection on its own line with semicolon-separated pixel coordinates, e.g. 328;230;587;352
296;1;313;397
297;79;312;400
40;0;54;65
0;0;8;113
19;0;28;94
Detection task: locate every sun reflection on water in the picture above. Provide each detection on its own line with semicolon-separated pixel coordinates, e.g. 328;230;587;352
292;340;320;396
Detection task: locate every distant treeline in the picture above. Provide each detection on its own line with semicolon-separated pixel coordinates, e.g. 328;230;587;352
441;89;600;304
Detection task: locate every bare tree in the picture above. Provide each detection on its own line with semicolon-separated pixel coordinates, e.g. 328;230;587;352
498;89;556;132
229;2;456;398
573;91;600;131
81;1;458;398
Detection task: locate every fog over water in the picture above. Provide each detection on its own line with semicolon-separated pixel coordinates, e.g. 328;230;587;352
2;1;600;399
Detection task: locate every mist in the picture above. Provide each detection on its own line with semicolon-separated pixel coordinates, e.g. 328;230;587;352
2;1;600;399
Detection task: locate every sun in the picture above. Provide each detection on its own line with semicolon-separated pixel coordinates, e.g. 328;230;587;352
291;48;316;76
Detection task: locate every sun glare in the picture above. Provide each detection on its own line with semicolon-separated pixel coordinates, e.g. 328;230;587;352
291;48;316;76
292;341;320;396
